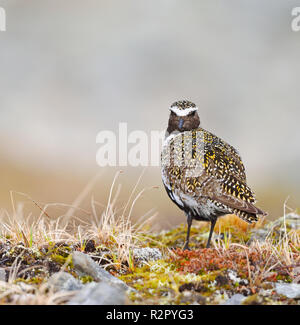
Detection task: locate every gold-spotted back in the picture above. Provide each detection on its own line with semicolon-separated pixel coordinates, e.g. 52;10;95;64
161;128;265;223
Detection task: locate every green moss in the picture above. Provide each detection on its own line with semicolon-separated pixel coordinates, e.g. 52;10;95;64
276;274;292;283
80;275;94;284
15;277;44;285
50;254;66;265
119;259;220;304
50;253;73;268
0;212;299;305
242;294;262;305
146;223;209;250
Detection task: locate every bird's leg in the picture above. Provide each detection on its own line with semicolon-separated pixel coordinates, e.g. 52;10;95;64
206;218;217;248
183;214;193;250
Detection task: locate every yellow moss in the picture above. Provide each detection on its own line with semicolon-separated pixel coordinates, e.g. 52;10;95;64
15;277;44;285
119;259;221;304
146;223;210;249
50;253;73;268
80;275;94;284
242;294;260;305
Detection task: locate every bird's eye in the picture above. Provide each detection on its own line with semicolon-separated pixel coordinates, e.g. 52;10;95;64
171;111;176;117
189;111;196;117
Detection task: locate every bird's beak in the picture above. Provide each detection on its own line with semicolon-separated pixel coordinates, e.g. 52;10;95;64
178;118;184;130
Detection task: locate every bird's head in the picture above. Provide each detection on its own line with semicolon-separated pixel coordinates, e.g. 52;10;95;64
167;100;200;134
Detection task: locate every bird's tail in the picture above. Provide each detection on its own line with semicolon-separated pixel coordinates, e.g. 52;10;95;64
233;207;267;224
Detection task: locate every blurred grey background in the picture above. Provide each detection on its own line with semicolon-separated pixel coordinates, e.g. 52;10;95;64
0;0;299;228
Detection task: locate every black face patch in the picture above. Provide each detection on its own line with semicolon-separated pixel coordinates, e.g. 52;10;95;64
188;111;196;117
167;111;200;134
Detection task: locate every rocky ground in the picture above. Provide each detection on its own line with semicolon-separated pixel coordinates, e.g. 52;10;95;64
0;213;299;305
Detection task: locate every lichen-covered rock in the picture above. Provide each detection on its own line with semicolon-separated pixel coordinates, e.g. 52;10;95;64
269;213;300;230
222;294;246;305
71;251;133;291
250;213;300;244
48;272;83;292
133;247;162;265
179;290;206;305
249;228;269;243
275;283;300;299
227;270;248;286
67;282;127;305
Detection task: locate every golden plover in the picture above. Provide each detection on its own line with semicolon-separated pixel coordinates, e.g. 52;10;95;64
161;100;267;249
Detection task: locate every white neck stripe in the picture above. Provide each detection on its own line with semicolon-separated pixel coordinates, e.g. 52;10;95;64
169;106;198;117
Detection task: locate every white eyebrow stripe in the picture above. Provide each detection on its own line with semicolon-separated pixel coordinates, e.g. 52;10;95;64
169;106;198;117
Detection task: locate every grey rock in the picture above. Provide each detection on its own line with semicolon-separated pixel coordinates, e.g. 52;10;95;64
71;251;132;291
48;272;83;292
0;268;6;282
250;228;269;243
133;247;162;264
67;281;126;305
275;283;300;299
180;291;206;305
259;288;274;297
268;213;300;231
250;213;300;243
222;294;246;305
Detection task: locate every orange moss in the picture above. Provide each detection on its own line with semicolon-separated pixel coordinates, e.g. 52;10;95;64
215;214;265;234
171;247;287;281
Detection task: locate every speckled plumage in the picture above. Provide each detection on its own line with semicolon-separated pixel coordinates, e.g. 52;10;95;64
171;100;197;110
161;100;267;249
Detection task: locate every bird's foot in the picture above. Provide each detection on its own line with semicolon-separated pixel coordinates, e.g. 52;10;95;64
183;242;191;251
206;240;213;248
